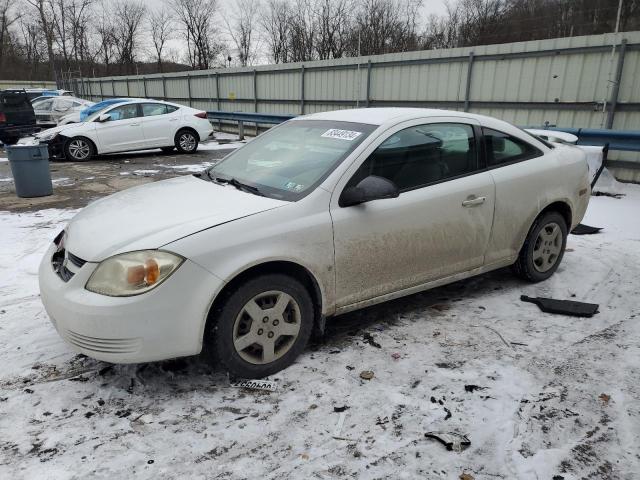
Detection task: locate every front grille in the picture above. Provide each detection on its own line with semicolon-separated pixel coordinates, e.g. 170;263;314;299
64;329;141;354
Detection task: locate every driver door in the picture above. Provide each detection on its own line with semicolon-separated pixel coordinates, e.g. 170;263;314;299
330;118;495;310
94;103;145;153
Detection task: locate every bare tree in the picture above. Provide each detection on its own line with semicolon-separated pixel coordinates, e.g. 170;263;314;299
94;2;117;74
170;0;223;69
149;6;174;72
19;15;47;79
313;0;351;60
261;0;291;63
66;0;94;66
345;0;422;56
25;0;58;81
287;0;315;61
224;0;259;66
0;0;21;71
112;0;146;74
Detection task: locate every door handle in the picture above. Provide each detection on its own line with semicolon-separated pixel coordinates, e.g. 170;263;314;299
169;118;178;121
462;196;486;207
130;123;140;126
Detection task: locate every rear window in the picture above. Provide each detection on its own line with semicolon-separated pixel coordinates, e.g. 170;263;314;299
0;92;31;108
142;103;168;116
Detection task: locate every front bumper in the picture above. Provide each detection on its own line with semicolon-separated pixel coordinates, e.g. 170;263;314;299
38;243;225;363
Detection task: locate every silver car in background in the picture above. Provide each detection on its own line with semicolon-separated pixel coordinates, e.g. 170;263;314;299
32;97;94;127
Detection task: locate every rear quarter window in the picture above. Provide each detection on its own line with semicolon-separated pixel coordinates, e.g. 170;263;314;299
482;127;542;167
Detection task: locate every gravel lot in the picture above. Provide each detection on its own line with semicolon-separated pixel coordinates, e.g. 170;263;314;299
0;136;243;212
0;140;638;479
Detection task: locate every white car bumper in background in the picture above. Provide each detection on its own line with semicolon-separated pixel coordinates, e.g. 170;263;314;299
38;243;224;363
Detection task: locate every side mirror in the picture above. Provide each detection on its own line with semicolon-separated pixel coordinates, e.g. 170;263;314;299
97;113;111;122
339;175;399;207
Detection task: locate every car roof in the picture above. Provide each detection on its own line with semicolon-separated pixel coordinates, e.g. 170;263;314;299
300;107;499;125
298;108;470;125
295;107;549;150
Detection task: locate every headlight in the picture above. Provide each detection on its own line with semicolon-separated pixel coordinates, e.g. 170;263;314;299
85;250;184;297
38;131;58;142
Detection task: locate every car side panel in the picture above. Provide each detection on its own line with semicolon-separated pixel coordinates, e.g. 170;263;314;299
485;145;589;265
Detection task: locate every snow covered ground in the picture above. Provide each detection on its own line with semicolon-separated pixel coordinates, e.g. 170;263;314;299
0;181;639;479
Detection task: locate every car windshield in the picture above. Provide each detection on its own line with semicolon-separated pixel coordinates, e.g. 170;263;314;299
205;120;376;201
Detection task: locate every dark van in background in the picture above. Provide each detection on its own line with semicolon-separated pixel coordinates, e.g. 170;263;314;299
0;90;39;145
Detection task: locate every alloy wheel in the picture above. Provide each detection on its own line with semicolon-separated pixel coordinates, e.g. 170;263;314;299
232;291;302;365
179;132;197;152
68;139;91;160
532;221;563;273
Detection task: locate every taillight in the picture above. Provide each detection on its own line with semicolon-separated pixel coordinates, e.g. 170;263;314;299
194;111;207;119
0;112;6;123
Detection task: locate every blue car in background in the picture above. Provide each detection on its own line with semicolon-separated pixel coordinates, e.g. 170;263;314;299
79;98;129;121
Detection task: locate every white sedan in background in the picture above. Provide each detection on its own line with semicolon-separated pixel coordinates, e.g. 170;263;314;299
39;108;590;378
33;99;213;161
31;96;94;127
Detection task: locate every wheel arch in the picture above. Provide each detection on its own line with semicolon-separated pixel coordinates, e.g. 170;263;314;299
539;200;572;230
516;199;573;256
175;126;200;142
203;260;325;342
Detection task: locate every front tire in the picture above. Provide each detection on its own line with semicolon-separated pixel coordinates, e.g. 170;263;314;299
206;274;314;378
174;129;198;154
64;137;94;161
513;211;568;282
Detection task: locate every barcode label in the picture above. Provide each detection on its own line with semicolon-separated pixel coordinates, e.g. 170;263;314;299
231;379;278;392
321;129;362;141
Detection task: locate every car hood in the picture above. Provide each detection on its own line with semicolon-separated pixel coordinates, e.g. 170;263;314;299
64;175;288;262
35;124;77;138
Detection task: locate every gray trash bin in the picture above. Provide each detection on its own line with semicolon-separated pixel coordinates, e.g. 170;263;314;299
6;144;53;198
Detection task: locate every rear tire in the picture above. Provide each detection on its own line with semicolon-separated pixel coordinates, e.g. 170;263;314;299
513;211;568;282
64;136;95;161
174;129;198;154
206;274;314;379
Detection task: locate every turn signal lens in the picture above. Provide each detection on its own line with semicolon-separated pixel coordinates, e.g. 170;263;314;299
194;111;207;119
145;259;160;284
86;250;184;297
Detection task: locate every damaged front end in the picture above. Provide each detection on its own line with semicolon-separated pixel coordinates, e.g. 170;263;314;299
31;132;68;160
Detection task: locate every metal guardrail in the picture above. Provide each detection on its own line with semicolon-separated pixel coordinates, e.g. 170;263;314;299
539;127;640;152
207;110;295;140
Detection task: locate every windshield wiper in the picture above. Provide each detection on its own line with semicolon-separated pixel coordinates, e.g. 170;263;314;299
211;175;264;196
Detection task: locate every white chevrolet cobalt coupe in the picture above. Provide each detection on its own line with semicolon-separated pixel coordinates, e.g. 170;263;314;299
39;108;590;378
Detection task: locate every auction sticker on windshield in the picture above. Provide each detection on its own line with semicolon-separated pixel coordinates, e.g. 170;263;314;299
321;129;362;141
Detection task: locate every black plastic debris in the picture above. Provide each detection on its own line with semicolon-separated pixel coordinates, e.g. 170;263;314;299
521;295;599;317
333;405;349;412
363;332;381;348
571;224;603;235
464;385;486;393
425;432;471;452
